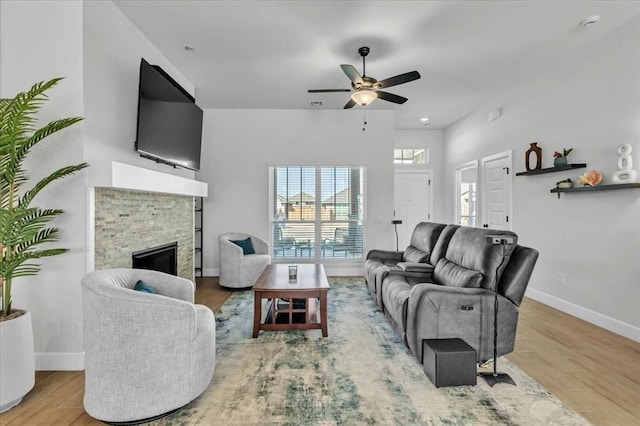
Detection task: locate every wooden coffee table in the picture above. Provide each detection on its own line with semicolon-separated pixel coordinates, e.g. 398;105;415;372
252;264;330;338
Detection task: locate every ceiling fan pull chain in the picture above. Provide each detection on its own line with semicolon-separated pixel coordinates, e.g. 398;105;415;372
363;110;367;131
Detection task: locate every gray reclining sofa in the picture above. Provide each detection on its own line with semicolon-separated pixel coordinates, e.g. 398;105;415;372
365;222;538;363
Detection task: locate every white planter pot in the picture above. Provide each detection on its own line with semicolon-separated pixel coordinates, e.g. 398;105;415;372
0;309;35;413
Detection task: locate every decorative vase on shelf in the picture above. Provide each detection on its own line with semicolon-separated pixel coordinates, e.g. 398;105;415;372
525;142;542;171
554;157;568;167
611;144;638;183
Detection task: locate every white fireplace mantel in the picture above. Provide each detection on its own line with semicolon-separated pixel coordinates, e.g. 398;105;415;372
86;161;207;197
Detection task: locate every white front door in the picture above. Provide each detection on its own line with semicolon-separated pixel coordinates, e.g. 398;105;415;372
394;171;433;250
480;152;512;230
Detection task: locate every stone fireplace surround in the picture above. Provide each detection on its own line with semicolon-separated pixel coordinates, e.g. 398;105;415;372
88;162;208;281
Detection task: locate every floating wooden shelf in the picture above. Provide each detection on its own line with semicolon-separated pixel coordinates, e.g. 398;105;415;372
516;164;587;176
550;183;640;198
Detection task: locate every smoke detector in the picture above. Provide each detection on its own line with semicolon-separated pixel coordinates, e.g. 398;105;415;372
579;15;601;28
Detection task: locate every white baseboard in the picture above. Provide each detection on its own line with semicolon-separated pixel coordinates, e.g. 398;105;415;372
323;263;364;277
203;268;218;277
202;265;364;278
35;352;85;371
526;288;640;342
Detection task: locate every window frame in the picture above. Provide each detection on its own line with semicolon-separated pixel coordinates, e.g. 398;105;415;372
454;160;479;227
269;165;366;263
394;147;429;166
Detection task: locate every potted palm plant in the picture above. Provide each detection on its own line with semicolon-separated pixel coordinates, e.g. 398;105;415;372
0;78;87;412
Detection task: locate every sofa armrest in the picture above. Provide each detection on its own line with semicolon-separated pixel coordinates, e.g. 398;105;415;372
405;284;519;363
386;267;434;284
366;249;403;261
397;262;433;273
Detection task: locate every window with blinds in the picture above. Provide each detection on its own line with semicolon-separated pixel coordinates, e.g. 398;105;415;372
270;166;365;261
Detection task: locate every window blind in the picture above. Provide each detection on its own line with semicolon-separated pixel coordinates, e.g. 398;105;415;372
270;166;365;260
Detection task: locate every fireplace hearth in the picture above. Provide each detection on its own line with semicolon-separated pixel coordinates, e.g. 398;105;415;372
132;242;178;276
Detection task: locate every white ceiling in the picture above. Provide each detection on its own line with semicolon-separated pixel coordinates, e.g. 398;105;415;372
113;1;639;130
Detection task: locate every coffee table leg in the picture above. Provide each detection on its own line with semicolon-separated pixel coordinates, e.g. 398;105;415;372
320;290;328;337
252;291;261;338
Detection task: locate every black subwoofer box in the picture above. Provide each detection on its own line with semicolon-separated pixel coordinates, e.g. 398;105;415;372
423;338;477;387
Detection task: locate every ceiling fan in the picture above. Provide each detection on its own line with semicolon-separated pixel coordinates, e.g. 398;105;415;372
308;46;421;109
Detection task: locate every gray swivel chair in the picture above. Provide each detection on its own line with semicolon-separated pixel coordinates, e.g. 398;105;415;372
81;268;216;423
218;232;271;288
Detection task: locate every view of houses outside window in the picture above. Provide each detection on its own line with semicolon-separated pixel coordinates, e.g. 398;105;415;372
394;148;427;164
271;166;364;260
459;182;477;226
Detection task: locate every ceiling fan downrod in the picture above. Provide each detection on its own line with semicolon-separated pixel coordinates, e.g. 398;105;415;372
359;46;369;77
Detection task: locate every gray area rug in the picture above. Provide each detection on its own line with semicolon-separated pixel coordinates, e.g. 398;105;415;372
162;277;588;425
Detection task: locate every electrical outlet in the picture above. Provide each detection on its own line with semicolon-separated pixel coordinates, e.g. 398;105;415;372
557;272;565;285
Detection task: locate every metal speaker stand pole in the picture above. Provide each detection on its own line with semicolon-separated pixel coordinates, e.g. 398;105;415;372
479;237;516;387
392;219;402;251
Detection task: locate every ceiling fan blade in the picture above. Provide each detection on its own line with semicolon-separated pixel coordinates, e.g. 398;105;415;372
377;71;421;89
340;64;363;85
343;98;356;109
308;89;351;93
376;91;408;104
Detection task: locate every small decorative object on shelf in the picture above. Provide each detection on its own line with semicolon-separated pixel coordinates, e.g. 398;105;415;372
611;143;638;184
579;170;603;187
555;178;573;189
525;142;542;171
553;148;573;167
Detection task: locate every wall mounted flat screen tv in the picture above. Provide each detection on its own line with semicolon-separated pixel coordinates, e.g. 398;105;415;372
135;58;203;171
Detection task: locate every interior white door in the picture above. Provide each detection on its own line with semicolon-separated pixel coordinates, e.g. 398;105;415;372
394;171;432;250
480;152;512;230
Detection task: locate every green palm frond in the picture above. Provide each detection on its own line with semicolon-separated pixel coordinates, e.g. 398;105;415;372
0;208;64;248
0;248;68;279
0;98;10;113
1;78;87;317
18;163;88;208
8;117;84;181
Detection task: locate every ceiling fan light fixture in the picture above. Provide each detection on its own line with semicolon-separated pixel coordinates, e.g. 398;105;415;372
351;89;377;106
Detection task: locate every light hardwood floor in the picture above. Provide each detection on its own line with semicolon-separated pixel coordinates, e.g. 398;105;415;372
0;277;637;425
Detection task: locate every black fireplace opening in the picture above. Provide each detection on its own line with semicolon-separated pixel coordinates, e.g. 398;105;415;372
132;242;178;276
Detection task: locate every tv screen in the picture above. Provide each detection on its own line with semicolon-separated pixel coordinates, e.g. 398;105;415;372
135;58;203;171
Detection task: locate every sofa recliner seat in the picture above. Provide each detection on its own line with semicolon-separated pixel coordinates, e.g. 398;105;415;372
364;222;446;310
366;222;538;363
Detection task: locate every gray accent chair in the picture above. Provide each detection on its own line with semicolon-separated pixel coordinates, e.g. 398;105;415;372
81;268;216;424
218;232;271;288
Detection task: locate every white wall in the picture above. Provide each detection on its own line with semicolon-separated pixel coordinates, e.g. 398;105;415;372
0;0;200;369
83;0;195;179
196;109;395;276
1;0;87;369
394;130;444;222
443;17;640;340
